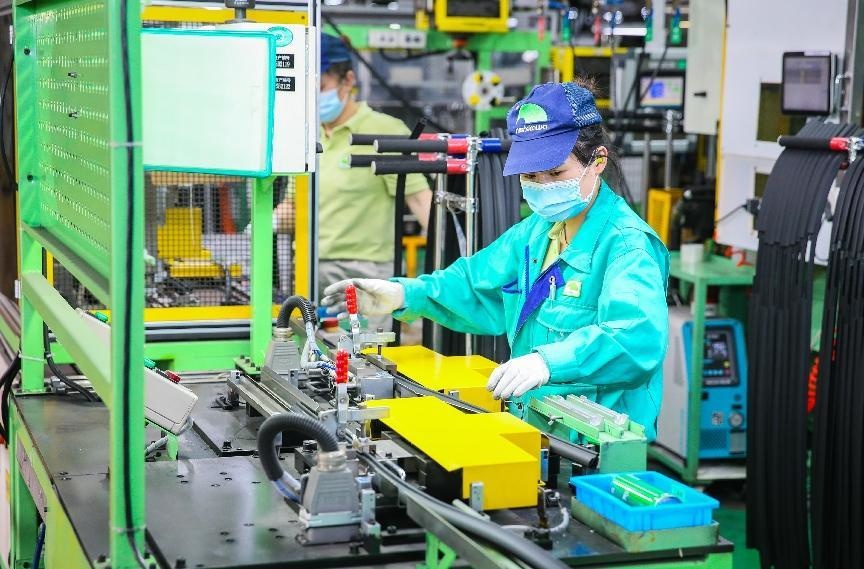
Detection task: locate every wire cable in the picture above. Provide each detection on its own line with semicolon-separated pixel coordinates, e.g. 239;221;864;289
43;326;97;402
0;56;14;192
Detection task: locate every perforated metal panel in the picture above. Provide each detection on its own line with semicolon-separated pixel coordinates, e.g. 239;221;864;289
27;1;112;277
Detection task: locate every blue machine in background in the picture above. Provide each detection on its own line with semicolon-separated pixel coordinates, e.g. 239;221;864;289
656;307;748;460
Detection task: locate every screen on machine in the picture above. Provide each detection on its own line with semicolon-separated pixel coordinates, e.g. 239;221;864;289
447;0;500;18
702;328;738;387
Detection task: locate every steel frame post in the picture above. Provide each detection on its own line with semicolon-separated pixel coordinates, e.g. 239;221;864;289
250;176;275;365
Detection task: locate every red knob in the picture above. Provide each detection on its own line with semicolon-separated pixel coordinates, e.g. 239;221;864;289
335;350;349;384
164;370;182;384
345;284;358;315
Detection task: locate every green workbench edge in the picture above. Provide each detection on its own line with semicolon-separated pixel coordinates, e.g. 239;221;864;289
669;253;755;285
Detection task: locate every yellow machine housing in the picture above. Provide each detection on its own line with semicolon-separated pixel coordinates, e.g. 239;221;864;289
551;46;627;109
372;345;502;412
366;397;540;510
419;0;509;34
646;188;684;246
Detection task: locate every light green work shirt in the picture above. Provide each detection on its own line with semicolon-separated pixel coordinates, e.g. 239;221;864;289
319;102;429;262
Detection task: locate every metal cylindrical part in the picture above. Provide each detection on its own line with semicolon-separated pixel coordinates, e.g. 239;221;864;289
610;474;681;507
431;170;447;353
664;110;674;189
349;133;410;146
317;450;347;472
272;326;291;342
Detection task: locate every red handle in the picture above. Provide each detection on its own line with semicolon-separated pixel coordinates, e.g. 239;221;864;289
345;284;358;315
164;370;182;384
335;350;349;384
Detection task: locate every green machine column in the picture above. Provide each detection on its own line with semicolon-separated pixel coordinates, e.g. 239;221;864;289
250;176;275;365
12;0;148;567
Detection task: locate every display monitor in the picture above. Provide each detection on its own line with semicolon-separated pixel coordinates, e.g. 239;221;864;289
781;52;833;115
639;73;685;109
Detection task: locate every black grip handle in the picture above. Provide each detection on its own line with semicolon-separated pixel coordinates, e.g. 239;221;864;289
371;160;447;175
349;133;411;146
348;154;420;168
374;139;449;153
777;136;845;151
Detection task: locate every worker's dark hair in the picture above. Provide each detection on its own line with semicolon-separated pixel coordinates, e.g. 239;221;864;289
569;76;627;194
324;61;353;81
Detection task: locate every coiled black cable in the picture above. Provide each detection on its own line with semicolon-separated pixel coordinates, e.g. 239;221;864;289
811;146;864;568
746;120;858;569
256;413;339;482
275;295;315;329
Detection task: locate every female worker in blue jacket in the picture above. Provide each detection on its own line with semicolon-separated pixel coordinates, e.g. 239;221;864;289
323;82;670;439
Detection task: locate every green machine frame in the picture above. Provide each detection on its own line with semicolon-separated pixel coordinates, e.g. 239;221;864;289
9;1;148;567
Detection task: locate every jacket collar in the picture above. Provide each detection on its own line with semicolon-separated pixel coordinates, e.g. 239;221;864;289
526;181;617;279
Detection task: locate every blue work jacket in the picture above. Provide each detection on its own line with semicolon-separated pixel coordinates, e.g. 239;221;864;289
394;182;670;439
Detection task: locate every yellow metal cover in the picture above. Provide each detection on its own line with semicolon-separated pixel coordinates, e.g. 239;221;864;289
367;397;540;510
374;345;502;412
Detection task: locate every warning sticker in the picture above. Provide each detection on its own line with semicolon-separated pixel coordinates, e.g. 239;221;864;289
275;76;296;92
276;54;295;69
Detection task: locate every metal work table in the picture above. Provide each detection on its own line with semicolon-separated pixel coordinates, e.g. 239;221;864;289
13;385;734;568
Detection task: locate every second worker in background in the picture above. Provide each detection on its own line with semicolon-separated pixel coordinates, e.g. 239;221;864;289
275;33;432;330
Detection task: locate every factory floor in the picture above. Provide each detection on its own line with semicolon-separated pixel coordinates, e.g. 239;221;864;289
705;482;761;568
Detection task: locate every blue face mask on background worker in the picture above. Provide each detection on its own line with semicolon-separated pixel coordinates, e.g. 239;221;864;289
322;82;670;440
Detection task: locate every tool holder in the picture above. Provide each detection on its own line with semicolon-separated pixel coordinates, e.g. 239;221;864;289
349;133;510;355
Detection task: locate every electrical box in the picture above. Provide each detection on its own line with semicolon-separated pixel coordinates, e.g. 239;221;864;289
683;0;724;134
646;188;683;246
367;28;427;50
220;22;316;174
656;308;748;460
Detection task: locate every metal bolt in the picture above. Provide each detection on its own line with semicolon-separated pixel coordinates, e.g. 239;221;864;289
174;559;186;569
67;71;78;78
26;174;34;182
386;525;397;534
23;48;30;55
349;543;361;554
222;440;232;450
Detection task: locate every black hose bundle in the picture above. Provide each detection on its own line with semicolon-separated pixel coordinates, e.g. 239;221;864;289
256;413;340;482
746;120;858;569
275;295;315;329
811;148;864;569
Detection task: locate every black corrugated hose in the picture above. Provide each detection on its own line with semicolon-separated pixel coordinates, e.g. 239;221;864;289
257;413;340;482
275;295;316;329
746;120;857;569
811;141;864;569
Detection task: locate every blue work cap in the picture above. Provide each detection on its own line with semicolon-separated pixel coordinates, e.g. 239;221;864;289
321;32;352;73
503;82;603;176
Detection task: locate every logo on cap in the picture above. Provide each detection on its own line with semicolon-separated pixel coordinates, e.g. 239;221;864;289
514;103;549;135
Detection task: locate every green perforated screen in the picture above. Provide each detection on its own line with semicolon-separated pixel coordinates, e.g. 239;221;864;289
21;0;112;277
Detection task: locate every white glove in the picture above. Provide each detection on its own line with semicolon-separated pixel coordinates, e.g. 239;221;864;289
486;353;550;400
321;278;405;317
243;213;279;235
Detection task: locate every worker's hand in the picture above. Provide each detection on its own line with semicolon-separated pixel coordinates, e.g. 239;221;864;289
486;353;550;399
243;213;280;235
321;279;405;317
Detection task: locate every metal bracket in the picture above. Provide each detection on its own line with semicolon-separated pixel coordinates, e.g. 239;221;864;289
435;191;476;214
360;488;381;538
469;481;484;512
15;439;48;515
